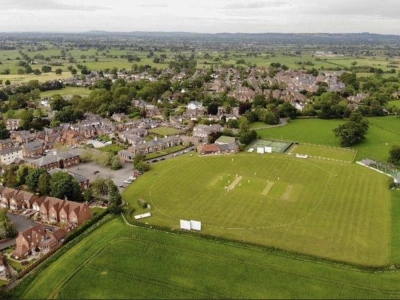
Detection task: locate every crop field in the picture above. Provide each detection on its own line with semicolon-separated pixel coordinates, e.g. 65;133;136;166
257;117;400;161
12;216;400;299
149;127;180;136
123;154;390;265
0;72;72;84
289;144;357;162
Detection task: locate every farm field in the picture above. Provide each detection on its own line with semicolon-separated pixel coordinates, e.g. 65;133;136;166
40;87;90;98
257;117;400;161
0;72;72;84
123;154;390;265
12;216;400;299
149;127;180;136
289;144;356;162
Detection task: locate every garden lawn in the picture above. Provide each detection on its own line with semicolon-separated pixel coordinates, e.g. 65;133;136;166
145;145;187;160
98;145;124;155
149;127;180;136
123;153;390;266
12;217;400;299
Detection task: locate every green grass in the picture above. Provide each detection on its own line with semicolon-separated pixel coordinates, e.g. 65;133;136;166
12;217;400;299
289;144;357;162
90;207;107;217
256;117;400;161
0;279;8;287
7;259;24;273
145;145;187;160
123;153;390;266
0;73;72;84
149;127;180;136
40;87;90;98
98;144;124;155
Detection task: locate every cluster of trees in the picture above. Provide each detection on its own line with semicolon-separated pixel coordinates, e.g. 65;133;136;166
133;153;150;173
85;178;122;213
333;112;369;147
81;149;122;171
4;165;83;201
0;209;17;240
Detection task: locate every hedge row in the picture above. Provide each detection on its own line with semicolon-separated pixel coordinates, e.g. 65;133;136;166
129;220;398;272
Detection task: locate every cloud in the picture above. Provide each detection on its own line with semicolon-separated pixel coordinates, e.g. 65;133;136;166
224;1;287;10
135;4;169;8
0;0;106;11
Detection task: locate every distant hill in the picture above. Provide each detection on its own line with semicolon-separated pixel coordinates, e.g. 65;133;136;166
1;31;400;44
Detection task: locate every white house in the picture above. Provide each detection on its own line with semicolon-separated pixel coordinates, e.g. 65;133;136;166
187;101;203;110
0;147;23;165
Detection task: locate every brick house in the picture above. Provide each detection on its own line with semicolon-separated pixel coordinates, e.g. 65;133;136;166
22;140;44;158
30;151;80;170
12;224;66;259
6;119;21;131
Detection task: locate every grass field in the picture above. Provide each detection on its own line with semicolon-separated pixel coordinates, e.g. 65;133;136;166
0;73;72;84
123;153;390;266
98;144;124;155
12;216;400;299
149;127;180;136
257;117;400;161
40;87;90;98
289;144;357;162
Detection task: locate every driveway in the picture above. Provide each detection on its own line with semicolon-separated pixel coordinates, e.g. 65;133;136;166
0;213;37;250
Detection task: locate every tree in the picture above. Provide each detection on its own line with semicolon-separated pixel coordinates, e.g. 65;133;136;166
16;165;30;186
0;122;10;139
207;102;219;115
5;80;10;86
26;168;48;191
91;178;122;212
50;172;83;201
0;209;17;240
41;65;52;73
38;173;51;196
55;68;63;75
333;112;369;147
135;161;151;173
111;155;122;170
389;145;400;165
4;165;19;188
239;117;250;134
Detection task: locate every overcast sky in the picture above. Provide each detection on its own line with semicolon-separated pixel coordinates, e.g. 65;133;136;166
1;0;400;34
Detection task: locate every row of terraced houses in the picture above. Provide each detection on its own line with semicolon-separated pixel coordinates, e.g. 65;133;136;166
0;186;91;225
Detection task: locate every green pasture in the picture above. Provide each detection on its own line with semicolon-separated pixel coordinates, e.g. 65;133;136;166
289;144;356;162
12;215;400;299
257;117;400;161
123;154;390;266
149;127;181;136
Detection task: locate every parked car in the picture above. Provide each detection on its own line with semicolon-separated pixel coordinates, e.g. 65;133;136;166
93;170;99;175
